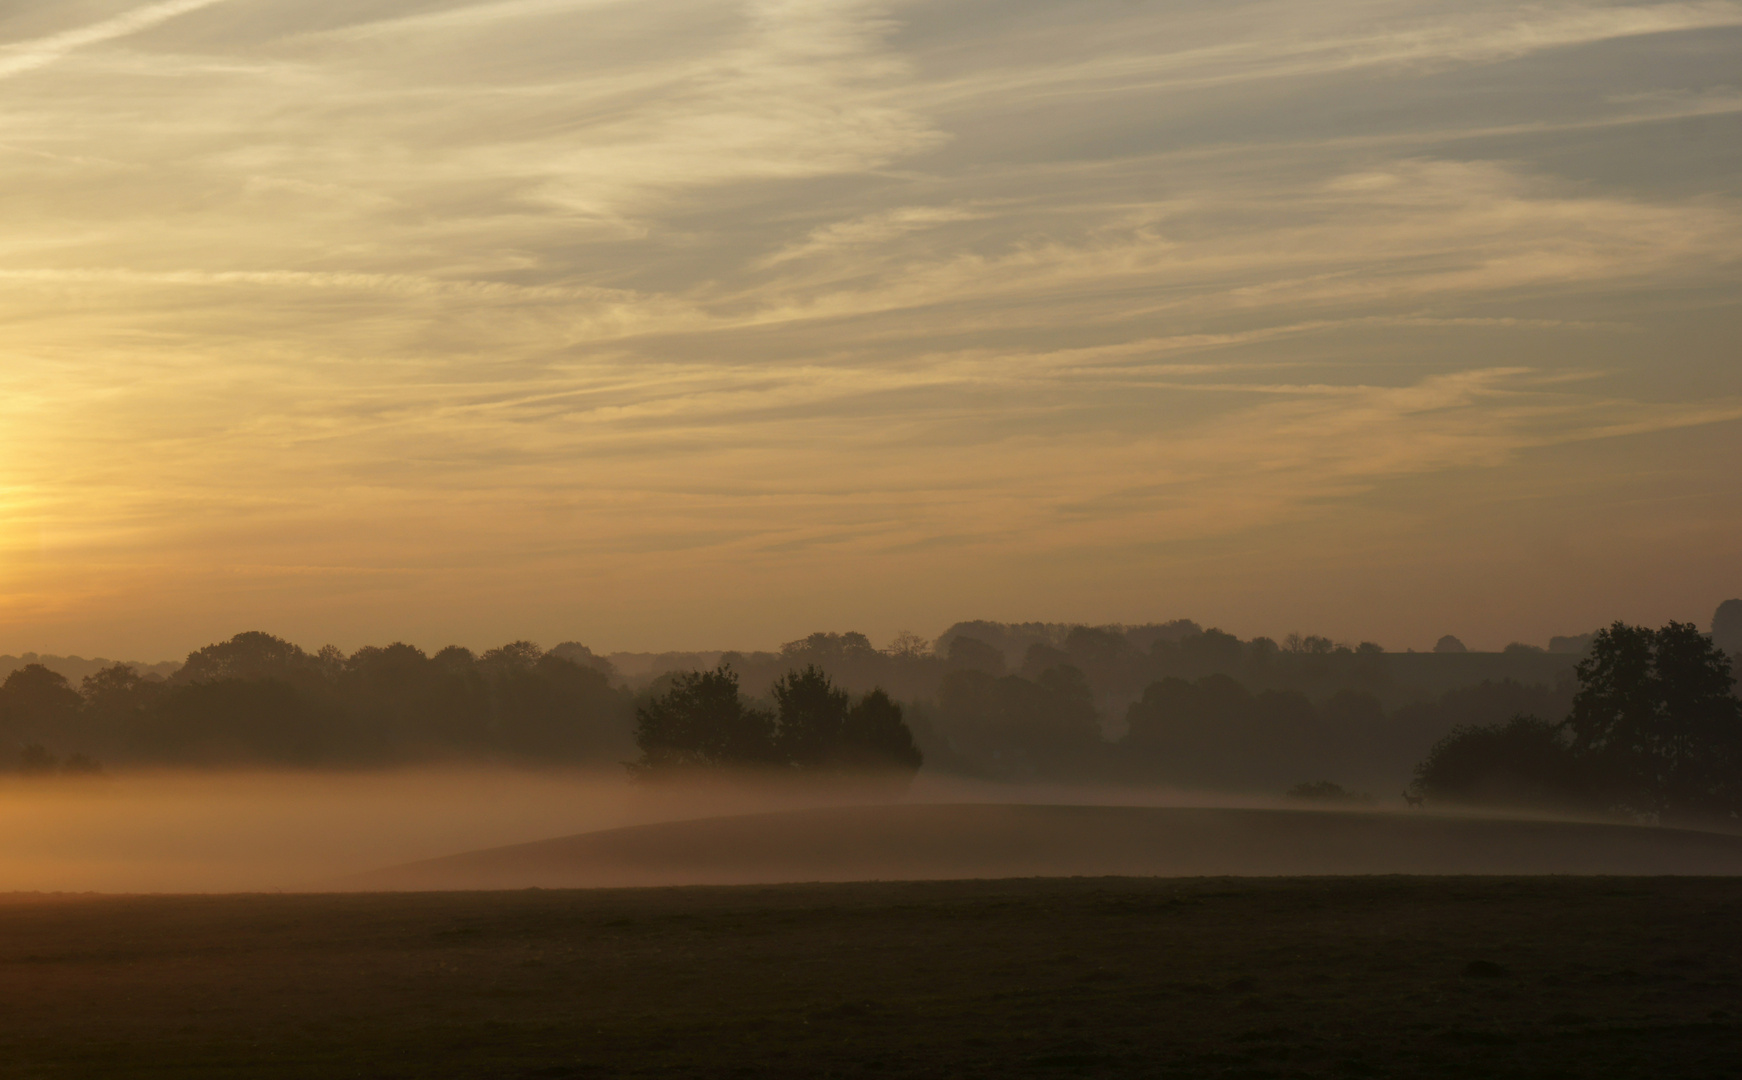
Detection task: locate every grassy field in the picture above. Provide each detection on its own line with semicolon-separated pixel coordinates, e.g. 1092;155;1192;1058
2;875;1740;1079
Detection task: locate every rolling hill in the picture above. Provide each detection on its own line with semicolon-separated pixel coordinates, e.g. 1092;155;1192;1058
337;802;1742;890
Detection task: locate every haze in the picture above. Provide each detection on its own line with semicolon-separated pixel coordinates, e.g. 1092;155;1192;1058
5;769;1720;893
0;769;1291;892
2;0;1740;659
0;766;891;892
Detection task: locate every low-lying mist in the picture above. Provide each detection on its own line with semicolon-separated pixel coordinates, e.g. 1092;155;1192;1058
0;768;1713;894
0;768;916;893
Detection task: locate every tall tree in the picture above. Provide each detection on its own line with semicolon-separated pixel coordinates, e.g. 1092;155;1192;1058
772;668;922;776
1564;621;1742;818
630;666;776;777
772;665;850;768
80;663;160;755
175;632;322;685
0;664;83;748
840;688;923;775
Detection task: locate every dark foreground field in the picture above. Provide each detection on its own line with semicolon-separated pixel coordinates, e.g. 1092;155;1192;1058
3;876;1740;1079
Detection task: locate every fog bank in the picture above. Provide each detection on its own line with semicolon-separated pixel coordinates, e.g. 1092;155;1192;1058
0;768;734;893
1;769;1730;893
0;769;1224;892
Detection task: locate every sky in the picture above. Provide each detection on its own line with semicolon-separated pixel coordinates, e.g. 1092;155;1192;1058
1;0;1739;661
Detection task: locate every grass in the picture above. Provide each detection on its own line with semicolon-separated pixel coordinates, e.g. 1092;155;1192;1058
0;876;1739;1078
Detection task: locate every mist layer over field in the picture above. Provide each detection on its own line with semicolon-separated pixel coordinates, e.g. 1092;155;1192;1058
2;769;1737;893
0;769;1231;892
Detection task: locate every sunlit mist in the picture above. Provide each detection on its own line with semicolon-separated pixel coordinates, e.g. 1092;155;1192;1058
0;768;1315;892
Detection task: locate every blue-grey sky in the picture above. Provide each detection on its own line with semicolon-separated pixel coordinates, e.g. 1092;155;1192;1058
2;0;1739;657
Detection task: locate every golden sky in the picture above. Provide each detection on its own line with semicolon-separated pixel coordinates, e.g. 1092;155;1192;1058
2;0;1740;659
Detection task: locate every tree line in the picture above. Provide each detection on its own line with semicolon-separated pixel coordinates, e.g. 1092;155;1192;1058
0;632;634;768
0;632;924;779
1412;621;1742;821
629;665;921;779
3;616;1736;822
611;620;1583;734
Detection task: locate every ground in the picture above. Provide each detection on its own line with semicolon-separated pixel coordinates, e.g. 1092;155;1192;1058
1;876;1739;1078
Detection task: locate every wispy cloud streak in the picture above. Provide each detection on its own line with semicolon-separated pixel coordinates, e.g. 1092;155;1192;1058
0;0;1737;652
0;0;234;80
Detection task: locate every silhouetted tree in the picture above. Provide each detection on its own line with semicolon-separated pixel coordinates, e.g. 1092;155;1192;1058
34;633;636;768
1285;634;1335;655
773;665;851;768
79;663;161;757
480;640;543;673
490;653;627;760
882;631;931;660
0;664;83;747
174;632;323;686
841;688;923;775
770;666;921;776
781;631;876;664
137;678;335;765
1123;674;1320;788
340;642;476;757
937;664;1100;779
1063;625;1130;665
1019;642;1071;679
433;645;476;671
81;663;155;714
947;636;1005;675
1126;619;1204;653
549;641;618;678
629;666;776;777
1565;621;1742;818
1412;716;1584;808
1409;622;1742;817
1180;629;1247;671
1550;631;1597;655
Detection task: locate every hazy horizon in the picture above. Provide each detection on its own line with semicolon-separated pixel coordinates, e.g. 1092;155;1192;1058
3;604;1731;670
2;0;1738;660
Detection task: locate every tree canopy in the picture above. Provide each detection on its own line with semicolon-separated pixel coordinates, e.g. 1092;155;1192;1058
1412;716;1584;808
629;665;921;780
1564;621;1742;818
0;633;632;769
630;666;779;775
